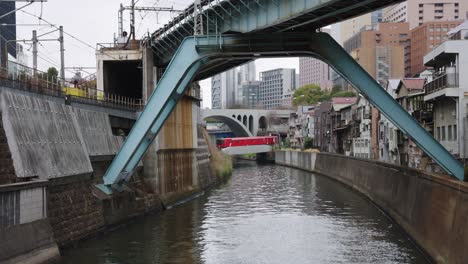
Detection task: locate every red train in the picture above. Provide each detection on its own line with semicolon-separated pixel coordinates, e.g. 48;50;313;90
216;136;278;149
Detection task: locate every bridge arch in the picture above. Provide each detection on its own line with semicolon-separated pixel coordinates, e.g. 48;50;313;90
259;116;267;132
242;115;247;127
249;115;254;134
204;115;253;137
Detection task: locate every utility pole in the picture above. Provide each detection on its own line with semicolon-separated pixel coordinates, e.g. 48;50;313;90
117;3;183;39
0;27;5;72
130;0;135;40
59;26;65;81
32;30;37;76
118;3;124;37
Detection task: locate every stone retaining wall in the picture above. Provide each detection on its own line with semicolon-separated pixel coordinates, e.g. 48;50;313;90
47;175;105;247
276;151;468;264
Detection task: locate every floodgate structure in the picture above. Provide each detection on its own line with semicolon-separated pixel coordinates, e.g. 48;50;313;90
1;0;468;263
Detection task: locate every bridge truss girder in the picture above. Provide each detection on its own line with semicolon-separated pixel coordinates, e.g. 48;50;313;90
149;0;403;66
97;32;464;194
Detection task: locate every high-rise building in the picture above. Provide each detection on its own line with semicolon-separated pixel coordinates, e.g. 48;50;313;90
211;68;238;109
383;0;468;29
259;68;296;109
240;81;260;109
410;20;462;76
211;61;258;109
239;61;256;84
332;10;383;45
344;22;410;82
299;29;333;90
298;57;332;90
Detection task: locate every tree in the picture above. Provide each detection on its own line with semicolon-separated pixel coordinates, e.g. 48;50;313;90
292;84;330;106
331;85;341;95
47;67;58;80
303;137;314;149
38;67;59;82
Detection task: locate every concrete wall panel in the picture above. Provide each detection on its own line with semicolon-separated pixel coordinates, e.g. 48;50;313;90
73;108;123;156
1;91;93;179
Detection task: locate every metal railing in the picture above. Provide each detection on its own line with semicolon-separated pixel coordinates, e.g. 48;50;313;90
0;62;143;111
424;73;459;95
449;29;468;40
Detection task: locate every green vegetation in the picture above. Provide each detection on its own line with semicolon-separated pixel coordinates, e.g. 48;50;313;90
331;91;357;98
242;153;256;159
38;67;59;82
293;84;357;106
282;138;291;149
303;137;314;149
292;84;330;106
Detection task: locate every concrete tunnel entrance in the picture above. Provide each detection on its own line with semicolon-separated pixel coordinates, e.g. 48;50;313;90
103;60;143;99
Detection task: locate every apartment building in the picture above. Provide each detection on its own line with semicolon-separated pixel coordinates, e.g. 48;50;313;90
383;0;467;29
410;20;462;76
298;57;332;90
259;68;296;109
423;21;468;158
344;22;410;81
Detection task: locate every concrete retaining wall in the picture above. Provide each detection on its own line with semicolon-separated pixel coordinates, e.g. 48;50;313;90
0;219;59;264
73;108;123;157
0;181;59;264
0;91;93;179
276;150;468;264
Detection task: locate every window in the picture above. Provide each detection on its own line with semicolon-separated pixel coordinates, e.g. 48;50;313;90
442;126;446;141
437;127;441;140
448;125;452;140
454;125;457;140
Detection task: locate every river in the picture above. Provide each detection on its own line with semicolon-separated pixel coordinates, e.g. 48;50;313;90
61;161;429;264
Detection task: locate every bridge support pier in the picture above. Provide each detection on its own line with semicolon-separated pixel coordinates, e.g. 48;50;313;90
98;32;463;194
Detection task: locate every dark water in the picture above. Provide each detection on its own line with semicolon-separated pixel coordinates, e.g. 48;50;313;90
61;161;429;264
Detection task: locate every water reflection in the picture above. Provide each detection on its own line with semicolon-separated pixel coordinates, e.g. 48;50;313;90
61;161;428;264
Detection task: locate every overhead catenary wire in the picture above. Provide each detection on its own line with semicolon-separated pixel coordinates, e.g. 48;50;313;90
19;9;123;61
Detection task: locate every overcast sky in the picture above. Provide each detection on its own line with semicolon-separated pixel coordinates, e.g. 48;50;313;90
14;0;299;108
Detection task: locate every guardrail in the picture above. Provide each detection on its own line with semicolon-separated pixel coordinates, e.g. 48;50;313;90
0;62;143;112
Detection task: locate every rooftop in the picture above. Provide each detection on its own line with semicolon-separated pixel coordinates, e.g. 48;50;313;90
400;78;425;91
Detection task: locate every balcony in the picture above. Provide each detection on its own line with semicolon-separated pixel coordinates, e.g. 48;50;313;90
424;73;459;101
449;29;468;41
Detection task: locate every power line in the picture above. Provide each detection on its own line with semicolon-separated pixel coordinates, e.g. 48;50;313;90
19;9;123;61
20;9;99;51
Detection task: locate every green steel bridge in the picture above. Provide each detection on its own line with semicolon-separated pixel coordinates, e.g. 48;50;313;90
97;0;465;194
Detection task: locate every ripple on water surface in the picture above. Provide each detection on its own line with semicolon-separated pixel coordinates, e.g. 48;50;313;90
61;161;429;264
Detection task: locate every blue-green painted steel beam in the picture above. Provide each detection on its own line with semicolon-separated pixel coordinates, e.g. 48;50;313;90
151;0;404;65
99;32;463;194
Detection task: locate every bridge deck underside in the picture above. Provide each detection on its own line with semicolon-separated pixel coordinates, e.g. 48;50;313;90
150;0;403;75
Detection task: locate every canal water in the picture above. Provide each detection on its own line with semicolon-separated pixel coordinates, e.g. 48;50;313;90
61;161;429;264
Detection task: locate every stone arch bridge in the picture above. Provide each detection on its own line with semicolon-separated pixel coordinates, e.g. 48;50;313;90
202;109;293;137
